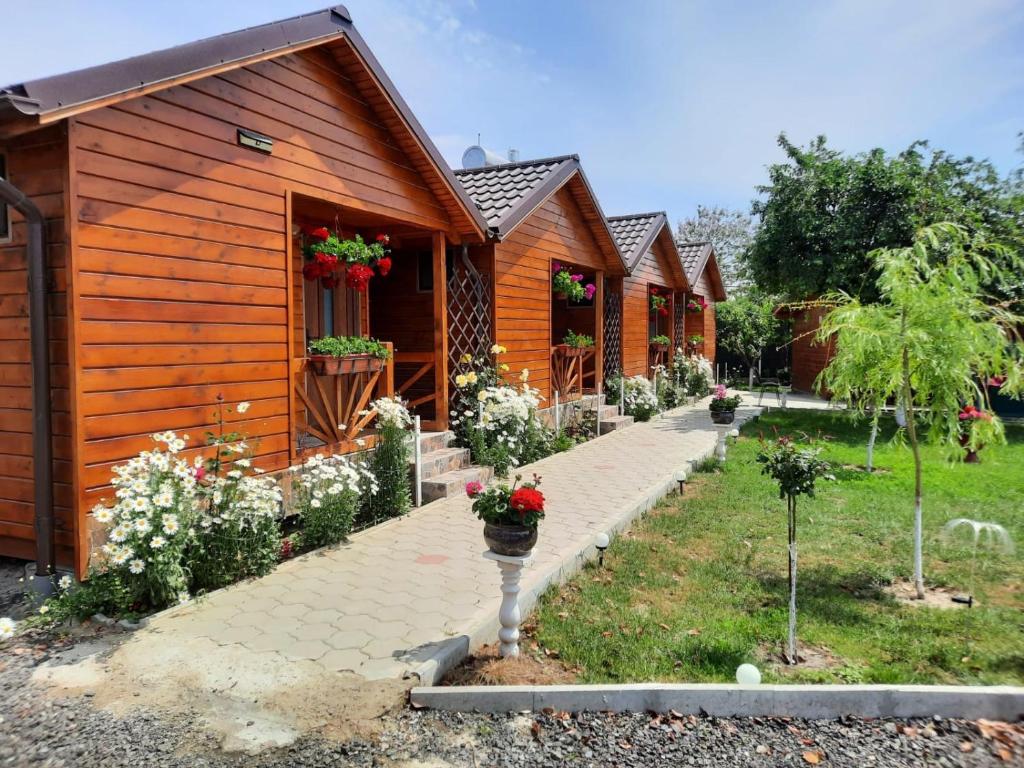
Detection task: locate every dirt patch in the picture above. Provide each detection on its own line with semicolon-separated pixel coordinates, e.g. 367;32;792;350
840;464;892;475
885;580;968;610
763;642;844;673
442;643;577;686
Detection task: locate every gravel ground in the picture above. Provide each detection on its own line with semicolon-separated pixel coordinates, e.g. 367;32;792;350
0;632;1019;768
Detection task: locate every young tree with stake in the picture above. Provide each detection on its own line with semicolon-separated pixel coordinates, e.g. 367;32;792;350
818;223;1023;599
757;436;831;664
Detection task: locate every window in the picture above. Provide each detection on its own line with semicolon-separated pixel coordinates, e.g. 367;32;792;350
417;250;433;292
0;153;9;242
322;286;334;336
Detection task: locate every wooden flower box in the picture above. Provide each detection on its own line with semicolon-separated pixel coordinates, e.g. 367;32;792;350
308;353;385;376
553;344;589;359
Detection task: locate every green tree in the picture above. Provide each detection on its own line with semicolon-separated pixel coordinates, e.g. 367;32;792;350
676;205;756;293
818;223;1023;598
745;135;1024;303
715;294;781;388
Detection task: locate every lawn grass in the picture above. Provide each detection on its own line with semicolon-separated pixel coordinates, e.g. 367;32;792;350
532;409;1024;685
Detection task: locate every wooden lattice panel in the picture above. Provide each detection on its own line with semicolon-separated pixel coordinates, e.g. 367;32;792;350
447;247;492;391
603;278;622;379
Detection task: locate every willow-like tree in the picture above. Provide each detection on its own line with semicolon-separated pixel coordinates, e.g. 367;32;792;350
818;223;1023;598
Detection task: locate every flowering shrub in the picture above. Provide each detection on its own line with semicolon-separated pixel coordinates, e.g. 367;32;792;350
671;350;714;397
621;375;659;422
450;345;553;475
364;396;412;525
300;226;391;292
468;473;545;528
552;262;595;302
291;454;376;548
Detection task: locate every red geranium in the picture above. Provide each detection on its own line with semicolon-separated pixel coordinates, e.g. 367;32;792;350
345;263;374;292
509;487;545;517
376;233;390;245
376;256;392;276
314;251;338;270
321;275;339;290
302;261;324;281
658;306;669;317
302;224;330;242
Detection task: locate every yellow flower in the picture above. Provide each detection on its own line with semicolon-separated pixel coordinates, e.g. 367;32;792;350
466;371;478;384
519;368;530;382
477;390;488;402
460;353;473;364
455;374;468;388
500;363;509;372
490;344;506;355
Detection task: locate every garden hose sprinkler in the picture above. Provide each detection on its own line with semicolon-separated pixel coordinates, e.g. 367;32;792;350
951;594;974;608
942;518;1014;611
595;532;609;568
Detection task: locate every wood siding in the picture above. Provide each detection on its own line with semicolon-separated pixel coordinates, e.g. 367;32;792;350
790;306;833;393
0;126;75;564
64;48;458;562
686;270;717;363
493;184;608;400
621;239;680;377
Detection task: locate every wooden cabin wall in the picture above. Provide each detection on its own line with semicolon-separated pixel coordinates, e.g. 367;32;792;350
493;184;606;399
790;306;832;393
0;126;75;565
686;270;716;362
621;240;678;377
551;295;596;346
66;47;455;534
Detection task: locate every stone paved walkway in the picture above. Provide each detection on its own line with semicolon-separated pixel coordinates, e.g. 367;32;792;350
38;396;831;751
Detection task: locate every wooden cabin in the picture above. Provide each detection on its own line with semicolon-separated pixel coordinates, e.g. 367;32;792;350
454;156;627;401
607;213;690;378
677;241;727;363
0;6;491;576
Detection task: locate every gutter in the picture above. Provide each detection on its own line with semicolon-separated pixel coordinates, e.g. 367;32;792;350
0;176;54;591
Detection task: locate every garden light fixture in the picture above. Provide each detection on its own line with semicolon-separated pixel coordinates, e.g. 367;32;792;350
673;469;687;495
736;663;762;685
595;532;610;567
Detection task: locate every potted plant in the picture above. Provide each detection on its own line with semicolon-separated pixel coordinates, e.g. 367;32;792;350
686;334;704;353
307;335;391;375
687;296;708;313
957;404;992;463
650;334;671;353
300;225;392;293
554;330;594;359
467;474;544;556
709;383;742;424
650;293;669;317
551;262;595;303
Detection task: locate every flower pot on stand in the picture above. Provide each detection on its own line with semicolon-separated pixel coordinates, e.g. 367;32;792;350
484;523;538;557
711;410;735;425
958;434;983;463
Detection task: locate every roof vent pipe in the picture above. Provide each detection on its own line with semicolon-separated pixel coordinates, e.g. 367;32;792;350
507;148;519;163
0;176;54;594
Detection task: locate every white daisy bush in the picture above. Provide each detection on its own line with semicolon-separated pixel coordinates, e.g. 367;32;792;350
291;453;376;548
671;349;714;398
621;375;660;422
450;344;552;476
92;430;199;609
365;396;412;525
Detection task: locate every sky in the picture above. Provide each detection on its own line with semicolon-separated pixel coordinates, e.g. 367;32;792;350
2;0;1022;223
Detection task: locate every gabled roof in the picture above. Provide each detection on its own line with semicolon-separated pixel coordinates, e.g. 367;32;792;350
0;5;488;239
607;211;689;290
454;155;627;273
677;240;727;301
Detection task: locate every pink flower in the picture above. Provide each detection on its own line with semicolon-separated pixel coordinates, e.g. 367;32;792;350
552;262;562;273
465;481;483;498
714;384;727;399
584;283;596;300
570;273;584;282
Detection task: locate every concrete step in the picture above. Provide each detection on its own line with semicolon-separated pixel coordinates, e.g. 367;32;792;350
418;446;471;480
597;404;620;420
599;414;634;434
421;465;494;504
418;430;453;454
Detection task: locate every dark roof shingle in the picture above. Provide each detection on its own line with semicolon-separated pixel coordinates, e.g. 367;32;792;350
677;241;712;282
607;212;663;270
454;155;575;233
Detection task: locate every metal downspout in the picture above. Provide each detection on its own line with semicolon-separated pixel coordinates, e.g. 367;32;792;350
0;176;54;587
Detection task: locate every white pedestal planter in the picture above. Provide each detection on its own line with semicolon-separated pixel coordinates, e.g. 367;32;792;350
482;550;533;658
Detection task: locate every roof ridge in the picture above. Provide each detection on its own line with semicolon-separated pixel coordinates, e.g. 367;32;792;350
453;154;578;175
677;239;711;246
607;211;666;222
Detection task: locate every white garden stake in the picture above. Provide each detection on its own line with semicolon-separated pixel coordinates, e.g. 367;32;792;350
619;376;625;417
483;550;533;658
554;391;560;434
413;415;422;507
595;382;602;436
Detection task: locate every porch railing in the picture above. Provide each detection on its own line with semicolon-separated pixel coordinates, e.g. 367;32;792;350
551;345;594;401
294;342;394;456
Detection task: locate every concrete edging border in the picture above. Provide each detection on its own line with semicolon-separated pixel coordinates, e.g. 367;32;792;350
410;683;1024;721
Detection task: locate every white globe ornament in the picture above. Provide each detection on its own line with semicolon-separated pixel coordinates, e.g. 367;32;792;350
735;663;761;685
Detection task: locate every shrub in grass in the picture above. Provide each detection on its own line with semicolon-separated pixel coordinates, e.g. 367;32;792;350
292;454;375;548
365;396;412;525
